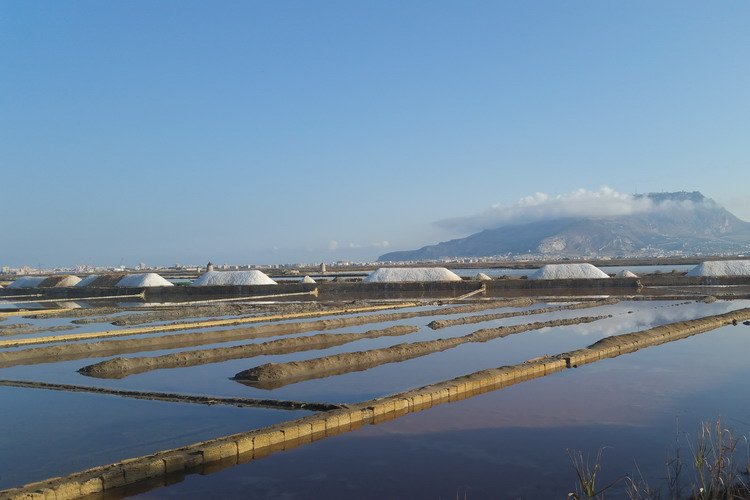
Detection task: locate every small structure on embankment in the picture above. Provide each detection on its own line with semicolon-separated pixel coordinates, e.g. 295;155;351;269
363;267;463;283
191;270;278;286
686;260;750;277
529;263;609;280
301;276;316;284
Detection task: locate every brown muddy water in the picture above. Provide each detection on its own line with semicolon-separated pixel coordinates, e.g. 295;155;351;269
1;298;749;498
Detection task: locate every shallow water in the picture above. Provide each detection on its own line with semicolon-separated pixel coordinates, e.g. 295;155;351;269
0;387;310;489
2;298;749;494
126;319;750;499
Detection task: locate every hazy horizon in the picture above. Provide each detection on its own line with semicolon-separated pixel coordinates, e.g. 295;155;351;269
3;2;749;268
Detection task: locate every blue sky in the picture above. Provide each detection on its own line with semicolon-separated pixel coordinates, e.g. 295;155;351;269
2;1;749;267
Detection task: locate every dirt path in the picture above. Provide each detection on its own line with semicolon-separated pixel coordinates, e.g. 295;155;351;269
234;315;609;388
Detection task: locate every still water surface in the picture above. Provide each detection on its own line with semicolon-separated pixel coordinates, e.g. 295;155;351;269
129;319;750;499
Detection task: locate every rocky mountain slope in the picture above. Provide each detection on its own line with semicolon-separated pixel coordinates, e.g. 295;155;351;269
378;192;750;261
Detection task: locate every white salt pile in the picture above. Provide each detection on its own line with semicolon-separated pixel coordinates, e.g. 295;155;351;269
529;263;610;280
191;270;277;286
76;275;100;287
686;260;750;277
45;275;82;287
116;273;174;287
364;267;463;283
8;276;47;289
616;270;639;278
301;275;316;284
475;273;492;281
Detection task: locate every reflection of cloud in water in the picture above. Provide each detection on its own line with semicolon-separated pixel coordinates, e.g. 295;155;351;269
562;300;746;338
373;331;750;434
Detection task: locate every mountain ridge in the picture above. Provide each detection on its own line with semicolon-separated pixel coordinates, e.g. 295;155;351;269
378;192;750;262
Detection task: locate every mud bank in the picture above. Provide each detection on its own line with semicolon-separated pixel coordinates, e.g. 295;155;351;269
72;301;341;326
0;307;76;319
0;300;530;367
0;324;76;337
234;315;608;388
427;298;619;329
0;380;337;411
4;308;749;500
0;302;424;348
78;325;419;379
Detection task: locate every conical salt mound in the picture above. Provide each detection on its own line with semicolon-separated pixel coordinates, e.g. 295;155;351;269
616;270;638;278
686;260;750;277
76;275;100;287
39;275;81;287
364;267;462;283
192;270;277;286
116;273;173;287
77;274;127;287
301;275;316;284
530;263;609;280
8;276;47;288
475;273;492;281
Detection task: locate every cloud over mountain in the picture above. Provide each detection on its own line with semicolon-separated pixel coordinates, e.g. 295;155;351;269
436;187;709;234
380;190;750;261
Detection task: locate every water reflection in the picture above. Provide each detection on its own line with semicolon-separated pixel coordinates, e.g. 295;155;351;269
125;320;750;499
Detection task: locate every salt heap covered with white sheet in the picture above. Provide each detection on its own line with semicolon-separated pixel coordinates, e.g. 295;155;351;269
529;263;609;280
616;270;639;278
364;267;462;283
686;260;750;277
475;273;492;281
116;273;173;287
8;276;47;288
192;270;277;286
301;276;316;284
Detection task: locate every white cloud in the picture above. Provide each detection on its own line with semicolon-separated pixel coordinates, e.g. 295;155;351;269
328;240;339;251
435;186;708;233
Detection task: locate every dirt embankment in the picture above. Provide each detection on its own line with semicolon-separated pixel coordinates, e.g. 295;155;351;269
0;299;529;367
0;380;338;411
234;314;609;388
427;298;619;329
561;307;750;367
0;323;76;336
71;301;341;326
79;325;420;379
